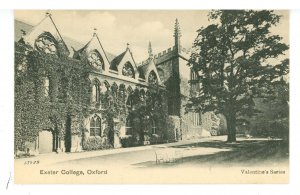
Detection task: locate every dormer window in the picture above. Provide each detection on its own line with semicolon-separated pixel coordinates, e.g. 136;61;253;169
88;50;104;70
35;33;57;55
122;62;135;78
148;71;158;85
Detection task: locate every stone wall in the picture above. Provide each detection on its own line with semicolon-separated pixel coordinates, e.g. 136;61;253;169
179;57;191;97
156;60;173;84
181;125;203;140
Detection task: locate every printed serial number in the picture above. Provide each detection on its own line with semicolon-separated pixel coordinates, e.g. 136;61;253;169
24;160;39;165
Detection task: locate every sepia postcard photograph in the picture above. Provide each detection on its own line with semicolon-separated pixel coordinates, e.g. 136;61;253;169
13;10;289;184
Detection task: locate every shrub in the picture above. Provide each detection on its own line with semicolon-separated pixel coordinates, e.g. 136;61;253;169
82;137;113;151
270;118;289;138
120;135;137;148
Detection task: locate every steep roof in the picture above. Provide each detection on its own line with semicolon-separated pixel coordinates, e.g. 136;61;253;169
72;41;89;60
15;19;116;61
137;63;147;79
14;18;165;86
20;14;70;56
110;51;127;71
15;20;33;42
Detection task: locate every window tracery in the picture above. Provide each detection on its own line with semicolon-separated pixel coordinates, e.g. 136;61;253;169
35;33;57;55
122;62;135;78
148;71;158;85
90;115;101;136
88;50;104;70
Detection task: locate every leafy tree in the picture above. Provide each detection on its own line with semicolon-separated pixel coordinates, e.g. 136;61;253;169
250;79;289;137
187;10;289;142
127;84;167;145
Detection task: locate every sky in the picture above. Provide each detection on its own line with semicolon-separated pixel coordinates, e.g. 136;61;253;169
15;10;289;62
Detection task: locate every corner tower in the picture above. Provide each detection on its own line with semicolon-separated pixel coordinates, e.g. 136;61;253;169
150;19;184;116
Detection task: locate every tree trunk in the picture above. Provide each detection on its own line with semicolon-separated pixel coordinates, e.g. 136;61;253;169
65;115;72;152
226;112;237;143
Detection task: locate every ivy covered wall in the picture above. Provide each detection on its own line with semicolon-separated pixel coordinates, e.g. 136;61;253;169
15;42;90;152
15;41;169;153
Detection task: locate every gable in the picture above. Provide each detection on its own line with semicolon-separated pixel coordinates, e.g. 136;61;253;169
144;59;162;85
117;50;140;80
110;51;126;71
138;58;162;85
83;35;111;72
21;15;69;56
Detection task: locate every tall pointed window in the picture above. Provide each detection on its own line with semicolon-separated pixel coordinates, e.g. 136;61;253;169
90;115;101;136
92;81;100;103
122;62;135;78
148;71;158;85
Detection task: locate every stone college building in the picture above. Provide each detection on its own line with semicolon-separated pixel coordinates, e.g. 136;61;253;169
15;12;219;155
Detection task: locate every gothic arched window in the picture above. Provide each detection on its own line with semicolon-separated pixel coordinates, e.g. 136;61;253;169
148;71;158;85
88;50;104;70
111;83;118;99
125;117;133;135
92;81;100;103
90;115;101;136
35;33;57;55
126;94;134;110
122;62;135;78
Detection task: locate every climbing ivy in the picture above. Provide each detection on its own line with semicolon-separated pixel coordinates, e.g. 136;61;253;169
15;42;90;151
15;41;169;151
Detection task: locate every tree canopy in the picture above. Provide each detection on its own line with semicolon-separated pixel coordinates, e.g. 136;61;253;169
187;10;289;142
